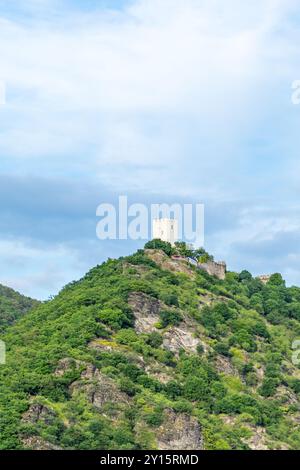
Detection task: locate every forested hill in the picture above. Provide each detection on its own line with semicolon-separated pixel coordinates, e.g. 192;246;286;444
0;283;39;333
1;241;300;450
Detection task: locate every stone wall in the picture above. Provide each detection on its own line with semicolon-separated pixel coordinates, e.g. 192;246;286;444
197;260;226;280
257;275;271;285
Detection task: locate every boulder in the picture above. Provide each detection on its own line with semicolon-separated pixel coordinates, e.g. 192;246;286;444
156;409;203;450
128;292;161;334
163;327;199;355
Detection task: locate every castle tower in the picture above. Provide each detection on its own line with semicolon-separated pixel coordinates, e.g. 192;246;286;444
152;218;179;246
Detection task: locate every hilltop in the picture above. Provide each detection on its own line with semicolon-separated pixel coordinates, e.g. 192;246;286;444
0;241;300;450
0;283;39;333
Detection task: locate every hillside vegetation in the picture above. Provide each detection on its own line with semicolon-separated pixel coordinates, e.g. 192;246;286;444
0;242;300;450
0;283;39;333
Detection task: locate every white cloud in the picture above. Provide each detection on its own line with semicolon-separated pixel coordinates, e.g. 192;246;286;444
0;0;298;181
1;0;300;294
0;238;85;299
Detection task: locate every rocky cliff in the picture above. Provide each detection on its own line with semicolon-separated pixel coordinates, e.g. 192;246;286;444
0;245;300;450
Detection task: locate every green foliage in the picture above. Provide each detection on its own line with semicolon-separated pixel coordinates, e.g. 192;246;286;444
0;284;39;333
268;273;285;287
145;332;163;348
173;241;214;262
159;292;179;307
98;308;132;330
159;309;182;328
143;407;164;427
258;378;279;398
215;341;232;357
239;270;252;282
0;247;299;450
184;376;210;401
144;239;174;256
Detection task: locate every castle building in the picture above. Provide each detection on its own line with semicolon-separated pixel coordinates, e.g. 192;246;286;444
257;275;271;285
152;218;179;246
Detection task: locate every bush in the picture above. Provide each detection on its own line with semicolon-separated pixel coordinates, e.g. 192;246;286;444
258;378;279;398
98;308;131;330
184;376;210;401
164;381;183;399
159;309;182;328
145;332;163;348
115;329;139;345
172;400;193;414
160;293;179;307
143;407;164;427
239;271;252;282
268;274;285;287
215;341;232;357
119;377;137;396
196;343;205;355
144;239;174;256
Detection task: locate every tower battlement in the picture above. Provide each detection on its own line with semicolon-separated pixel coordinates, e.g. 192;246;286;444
152;218;179;246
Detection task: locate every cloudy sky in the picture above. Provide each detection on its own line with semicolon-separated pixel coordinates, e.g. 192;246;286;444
0;0;300;299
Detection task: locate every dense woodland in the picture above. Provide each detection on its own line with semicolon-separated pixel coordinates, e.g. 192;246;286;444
1;242;300;449
0;284;39;334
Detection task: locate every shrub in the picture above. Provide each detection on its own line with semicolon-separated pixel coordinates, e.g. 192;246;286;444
258;378;279;398
184;376;210;401
160;293;179;307
268;274;285;287
215;341;232;357
119;377;137;396
115;329;140;345
239;271;252;282
145;332;163;348
172;400;193;414
144;239;174;256
98;308;131;330
159;309;182;328
164;381;183;399
143;407;164;427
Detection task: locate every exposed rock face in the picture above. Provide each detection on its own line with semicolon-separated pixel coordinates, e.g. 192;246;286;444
54;358;131;413
243;427;269;451
145;249;195;276
215;355;239;376
129;292;203;356
70;369;130;411
54;357;84;376
163;327;199;355
128;292;161;334
144;364;173;384
145;249;226;280
22;403;56;425
274;385;298;405
221;417;269;451
22;436;62;450
198;261;226;280
156;410;203;450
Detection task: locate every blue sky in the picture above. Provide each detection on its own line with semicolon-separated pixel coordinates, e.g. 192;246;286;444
0;0;300;299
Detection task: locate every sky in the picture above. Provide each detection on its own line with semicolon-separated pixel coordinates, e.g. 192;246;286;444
0;0;300;299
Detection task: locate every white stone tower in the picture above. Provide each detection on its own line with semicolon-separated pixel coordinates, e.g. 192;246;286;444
152;218;179;246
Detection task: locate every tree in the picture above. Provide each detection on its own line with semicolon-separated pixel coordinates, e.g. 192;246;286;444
159;309;182;328
144;239;174;256
268;273;285;287
215;341;232;357
239;270;252;282
184;376;210;401
258;378;279;398
174;241;193;258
